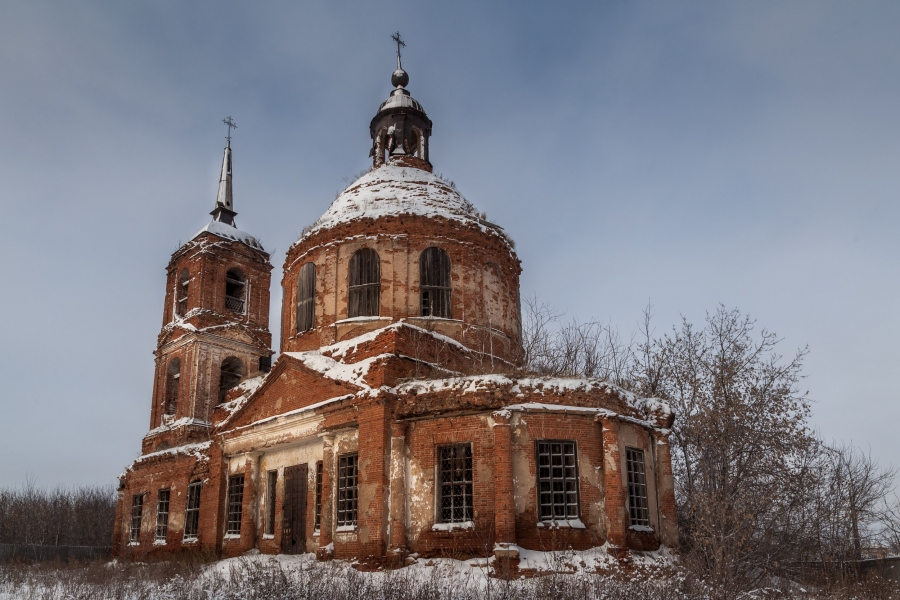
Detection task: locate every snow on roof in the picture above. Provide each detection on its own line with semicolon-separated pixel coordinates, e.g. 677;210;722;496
321;321;471;360
145;417;210;439
130;441;211;468
193;219;265;251
295;164;511;247
283;350;392;389
216;374;269;426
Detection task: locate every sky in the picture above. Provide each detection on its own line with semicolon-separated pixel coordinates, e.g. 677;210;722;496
1;1;899;488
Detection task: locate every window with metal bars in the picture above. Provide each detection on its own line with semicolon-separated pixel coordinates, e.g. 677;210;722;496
129;494;144;543
226;475;244;535
348;249;380;318
420;247;451;318
336;454;358;528
314;461;323;532
265;471;277;536
183;481;201;540
438;444;473;523
164;358;180;416
536;441;580;521
296;262;316;333
625;447;650;527
155;489;170;542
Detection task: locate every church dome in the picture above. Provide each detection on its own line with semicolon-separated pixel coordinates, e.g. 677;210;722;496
301;163;485;240
377;90;425;114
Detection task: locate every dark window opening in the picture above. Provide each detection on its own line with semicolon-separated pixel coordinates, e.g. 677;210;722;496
536;441;580;521
218;357;244;404
164;358;181;416
626;447;650;527
226;475;244;536
265;471;277;536
420;247;451;318
314;461;323;532
348;249;380;318
337;454;358;528
296;262;316;333
439;444;473;523
155;489;170;542
183;481;201;541
225;268;246;314
129;494;144;544
176;269;189;317
259;355;272;373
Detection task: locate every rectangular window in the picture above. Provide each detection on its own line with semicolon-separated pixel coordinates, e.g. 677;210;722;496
438;444;473;523
265;471;277;536
226;475;244;535
314;461;323;532
337;454;358;528
183;481;201;540
129;494;144;543
155;489;170;542
626;447;650;527
536;441;579;521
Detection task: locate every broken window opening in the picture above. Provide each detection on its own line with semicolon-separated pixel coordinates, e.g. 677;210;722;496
296;262;316;333
438;444;473;523
164;358;181;416
176;269;189;317
626;447;650;527
155;489;170;542
337;454;358;528
183;481;201;541
536;440;580;522
225;268;246;314
226;475;244;536
348;249;380;318
218;357;244;404
420;247;451;318
265;470;277;536
129;494;144;544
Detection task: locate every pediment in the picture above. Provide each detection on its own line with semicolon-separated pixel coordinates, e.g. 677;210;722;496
220;355;362;432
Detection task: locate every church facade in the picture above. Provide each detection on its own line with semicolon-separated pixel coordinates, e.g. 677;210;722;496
113;57;678;564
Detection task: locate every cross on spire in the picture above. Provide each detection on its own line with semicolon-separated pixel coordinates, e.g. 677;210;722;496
222;116;237;143
391;31;406;68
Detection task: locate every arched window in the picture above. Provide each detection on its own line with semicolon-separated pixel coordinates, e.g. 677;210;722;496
348;249;380;318
420;247;451;318
296;263;316;333
218;357;244;404
175;269;189;317
225;269;246;314
165;358;181;415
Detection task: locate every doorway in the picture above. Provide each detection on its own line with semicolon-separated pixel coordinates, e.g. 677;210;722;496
281;464;308;554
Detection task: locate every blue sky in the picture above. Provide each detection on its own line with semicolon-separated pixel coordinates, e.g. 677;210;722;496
1;1;899;487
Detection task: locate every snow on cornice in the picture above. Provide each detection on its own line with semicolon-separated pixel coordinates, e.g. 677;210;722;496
292;164;514;251
128;441;212;470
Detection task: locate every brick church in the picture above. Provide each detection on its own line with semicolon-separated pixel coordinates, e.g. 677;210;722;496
114;50;679;563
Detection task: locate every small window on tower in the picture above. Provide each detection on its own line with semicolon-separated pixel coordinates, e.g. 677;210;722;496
218;357;244;404
296;262;316;333
225;268;246;314
420;247;451;318
348;249;380;318
164;358;180;416
176;269;189;317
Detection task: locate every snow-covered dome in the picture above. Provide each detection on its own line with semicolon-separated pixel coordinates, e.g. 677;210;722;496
301;163;485;239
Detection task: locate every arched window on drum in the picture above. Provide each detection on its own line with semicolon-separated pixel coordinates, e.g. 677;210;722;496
296;262;316;333
348;249;380;318
420;247;451;318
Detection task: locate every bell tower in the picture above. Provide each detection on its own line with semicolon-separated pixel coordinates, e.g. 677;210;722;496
143;121;273;454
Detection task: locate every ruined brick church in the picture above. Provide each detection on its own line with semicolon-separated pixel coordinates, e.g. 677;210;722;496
114;52;678;563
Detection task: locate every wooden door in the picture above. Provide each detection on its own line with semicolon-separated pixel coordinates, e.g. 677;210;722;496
281;464;308;554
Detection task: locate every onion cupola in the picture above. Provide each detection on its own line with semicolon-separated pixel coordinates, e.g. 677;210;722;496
281;49;521;362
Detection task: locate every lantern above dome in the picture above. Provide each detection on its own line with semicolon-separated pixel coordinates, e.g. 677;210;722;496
369;35;433;170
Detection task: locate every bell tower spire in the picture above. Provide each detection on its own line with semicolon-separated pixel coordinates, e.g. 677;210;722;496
211;116;237;226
